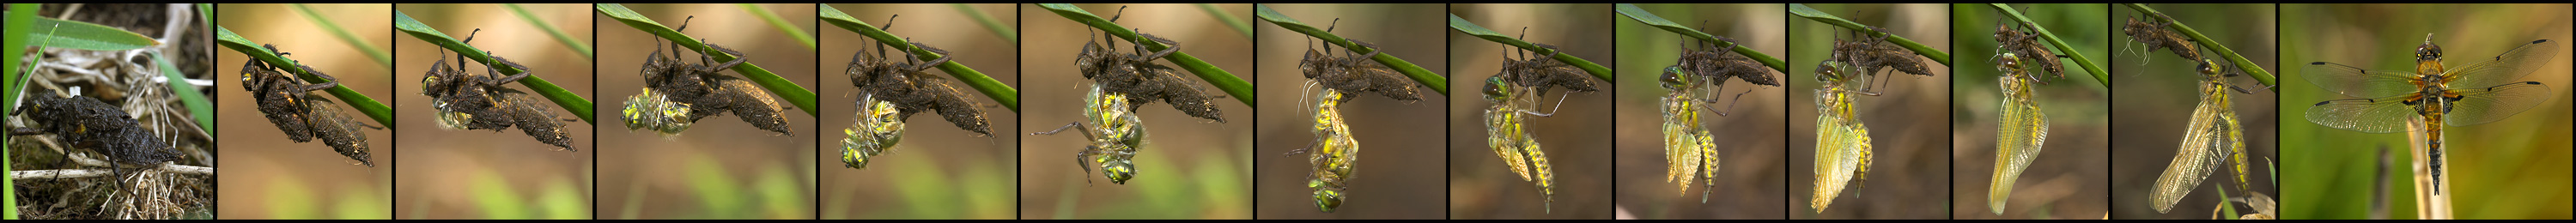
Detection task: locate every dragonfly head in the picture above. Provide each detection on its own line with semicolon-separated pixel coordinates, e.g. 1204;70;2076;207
1482;75;1512;102
1659;66;1692;91
1996;52;2023;73
1102;158;1137;184
1312;188;1344;213
2416;33;2446;74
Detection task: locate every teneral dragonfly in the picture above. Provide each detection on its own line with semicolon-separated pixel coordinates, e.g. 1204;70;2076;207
1809;59;1874;213
1481;28;1593;213
2304;36;2557;194
1989;51;2050;215
2151;60;2255;214
1032;85;1144;185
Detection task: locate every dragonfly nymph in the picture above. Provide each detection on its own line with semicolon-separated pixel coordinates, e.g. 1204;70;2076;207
1482;27;1595;213
419;28;578;151
620;15;795;137
240;45;379;166
2304;35;2558;195
11;91;185;177
1285;18;1421;213
841;15;991;170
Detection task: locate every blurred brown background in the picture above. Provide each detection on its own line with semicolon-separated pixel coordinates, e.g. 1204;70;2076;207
391;3;593;220
1950;3;2111;220
2108;3;2278;220
1252;3;1448;220
1446;3;1615;220
1609;3;1789;220
1017;3;1253;220
1785;3;1952;220
817;3;1018;220
213;3;394;220
592;3;816;220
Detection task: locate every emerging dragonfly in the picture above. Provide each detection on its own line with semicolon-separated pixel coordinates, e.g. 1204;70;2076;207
841;15;990;170
619;16;794;137
1284;18;1419;213
240;45;379;166
1985;19;2061;214
2150;59;2256;214
1032;85;1143;185
1483;27;1592;213
2303;35;2558;195
418;28;578;151
1808;27;1907;213
1660;26;1777;202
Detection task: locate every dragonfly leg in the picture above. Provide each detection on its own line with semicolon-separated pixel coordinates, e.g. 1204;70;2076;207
1519;90;1573;118
1030;122;1101;140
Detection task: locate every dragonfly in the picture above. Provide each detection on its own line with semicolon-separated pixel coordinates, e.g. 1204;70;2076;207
418;28;577;151
1809;58;1874;213
1988;51;2052;215
1985;19;2064;214
841;95;904;170
1660;28;1775;202
1283;18;1419;213
840;15;992;170
619;15;795;137
1482;29;1591;213
1032;85;1144;185
2151;59;2255;214
2303;35;2558;195
240;45;378;166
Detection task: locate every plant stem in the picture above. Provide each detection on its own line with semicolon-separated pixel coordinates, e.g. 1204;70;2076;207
2120;3;2275;89
504;3;593;58
598;3;821;117
217;27;397;128
1448;14;1613;81
1255;4;1447;95
820;4;1021;112
1613;3;1789;75
1789;3;1953;66
3;4;33;220
396;11;598;124
1989;3;2110;87
289;3;392;68
949;3;1016;43
1038;3;1256;107
737;3;815;51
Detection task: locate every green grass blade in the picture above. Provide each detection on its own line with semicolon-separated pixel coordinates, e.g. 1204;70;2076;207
289;3;392;68
397;11;598;124
1197;3;1254;39
1990;3;2110;87
503;3;594;58
151;51;215;133
9;15;160;50
1255;4;1448;95
821;4;1021;112
2120;3;2275;89
738;3;815;51
4;3;33;220
217;27;397;128
1613;3;1789;75
1449;14;1613;81
949;3;1017;43
1038;3;1255;107
598;3;820;117
1789;3;1952;66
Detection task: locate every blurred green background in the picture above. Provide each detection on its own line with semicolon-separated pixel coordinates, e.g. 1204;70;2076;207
1608;3;1788;220
817;3;1018;220
1252;3;1446;220
592;3;817;220
215;3;393;220
392;3;593;220
2104;3;2279;220
1785;3;1951;220
2281;3;2573;220
1950;3;2111;220
1016;3;1252;220
1447;3;1614;220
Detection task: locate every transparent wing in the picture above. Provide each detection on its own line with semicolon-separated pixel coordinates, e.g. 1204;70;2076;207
2304;94;2421;134
1663;96;1704;194
1811;89;1869;212
2302;62;2424;99
2443;81;2552;126
2442;39;2559;88
2150;93;2234;214
1990;77;2050;214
